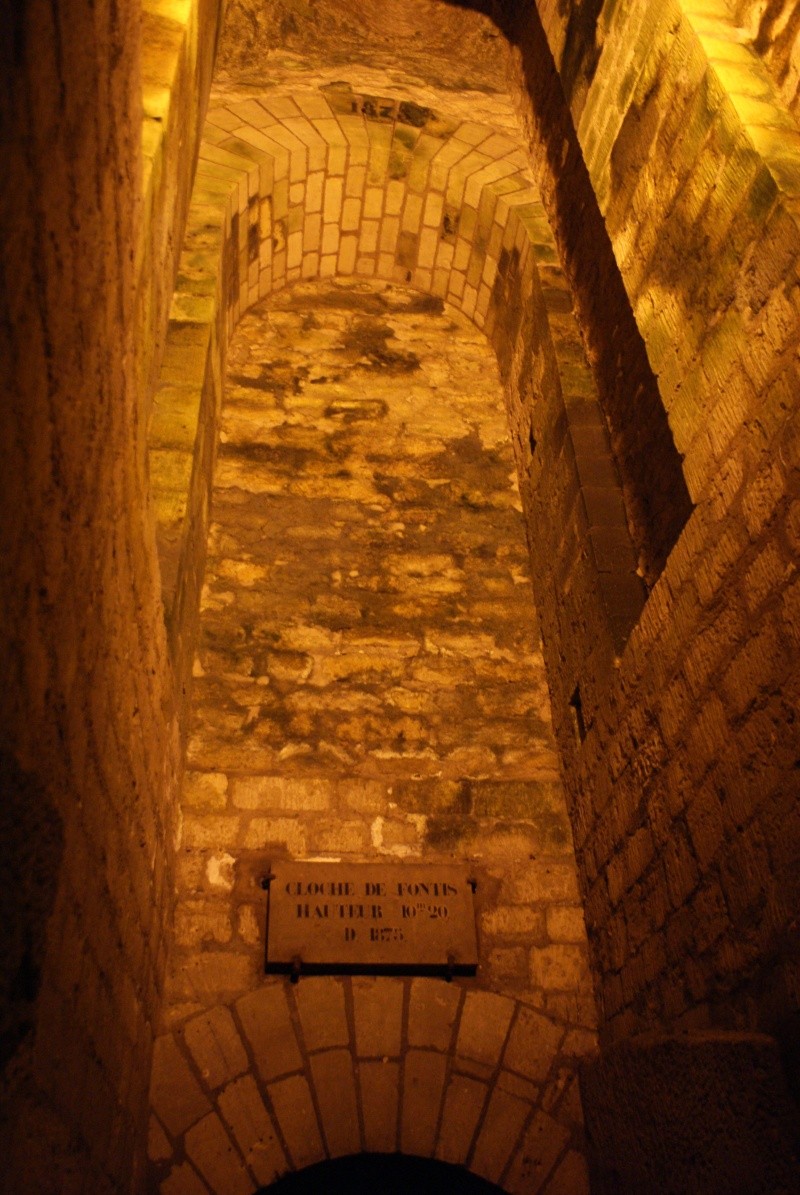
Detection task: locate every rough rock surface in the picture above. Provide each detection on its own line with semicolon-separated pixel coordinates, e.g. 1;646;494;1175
581;1031;800;1193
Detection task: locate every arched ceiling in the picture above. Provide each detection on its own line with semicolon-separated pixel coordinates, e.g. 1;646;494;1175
208;0;530;157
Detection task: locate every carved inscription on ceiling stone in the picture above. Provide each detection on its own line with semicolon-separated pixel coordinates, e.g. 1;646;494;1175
265;862;478;976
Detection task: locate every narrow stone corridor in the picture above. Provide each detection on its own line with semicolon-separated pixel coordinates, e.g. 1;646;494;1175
5;0;800;1189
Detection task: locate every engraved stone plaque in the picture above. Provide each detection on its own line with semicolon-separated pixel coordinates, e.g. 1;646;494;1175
264;862;478;977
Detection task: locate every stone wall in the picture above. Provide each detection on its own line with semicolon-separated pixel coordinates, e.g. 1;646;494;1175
503;0;800;1047
138;0;225;432
149;276;597;1193
146;0;800;1181
6;0;796;1187
0;1;179;1189
0;0;230;1189
149;84;647;748
734;0;800;117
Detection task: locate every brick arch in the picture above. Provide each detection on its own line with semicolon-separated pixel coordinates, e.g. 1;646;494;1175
149;83;644;751
148;977;589;1193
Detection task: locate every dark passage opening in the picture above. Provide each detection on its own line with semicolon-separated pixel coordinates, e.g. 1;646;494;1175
264;1154;505;1194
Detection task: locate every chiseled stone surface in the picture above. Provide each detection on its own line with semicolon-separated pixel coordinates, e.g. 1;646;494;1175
183;1005;249;1090
187;279;561;784
359;1059;401;1153
150;280;595;1192
309;1048;361;1157
166;278;591;1014
401;1049;448;1156
435;1072;488;1164
526;0;800;1053
581;1031;800;1193
217;1074;287;1186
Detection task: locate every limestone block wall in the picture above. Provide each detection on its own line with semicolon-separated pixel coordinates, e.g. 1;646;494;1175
143;0;800;1175
506;0;800;1043
529;0;800;497
0;0;191;1189
138;0;225;440
149;84;645;740
149;276;596;1193
0;0;243;1187
734;0;800;116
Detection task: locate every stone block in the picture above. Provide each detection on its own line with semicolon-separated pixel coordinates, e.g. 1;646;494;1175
457;990;515;1067
505;862;580;904
236;984;302;1080
150;1034;211;1138
295;977;349;1052
504;1109;570;1195
407;978;461;1051
360;1060;399;1152
503;1006;564;1083
174;901;232;948
545;906;586;943
183;1006;248;1091
218;1074;286;1187
311;819;370;853
267;1074;324;1170
481;905;548;939
338;779;389;813
184;1112;252;1195
486;947;529;986
435;1073;487;1164
310;1049;361;1157
182;815;242;850
168;953;253;1006
184;772;228;810
530;944;589;991
243;817;306;853
230;776;332;812
352;978;404;1058
401;1050;447;1157
470;1086;532;1184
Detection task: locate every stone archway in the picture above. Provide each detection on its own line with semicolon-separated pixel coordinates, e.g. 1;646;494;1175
149;977;590;1194
149;83;644;759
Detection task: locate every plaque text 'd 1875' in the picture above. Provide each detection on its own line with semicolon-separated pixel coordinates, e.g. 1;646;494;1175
264;862;478;977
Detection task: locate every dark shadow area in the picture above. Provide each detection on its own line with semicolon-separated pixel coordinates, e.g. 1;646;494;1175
263;1153;505;1194
0;750;63;1077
